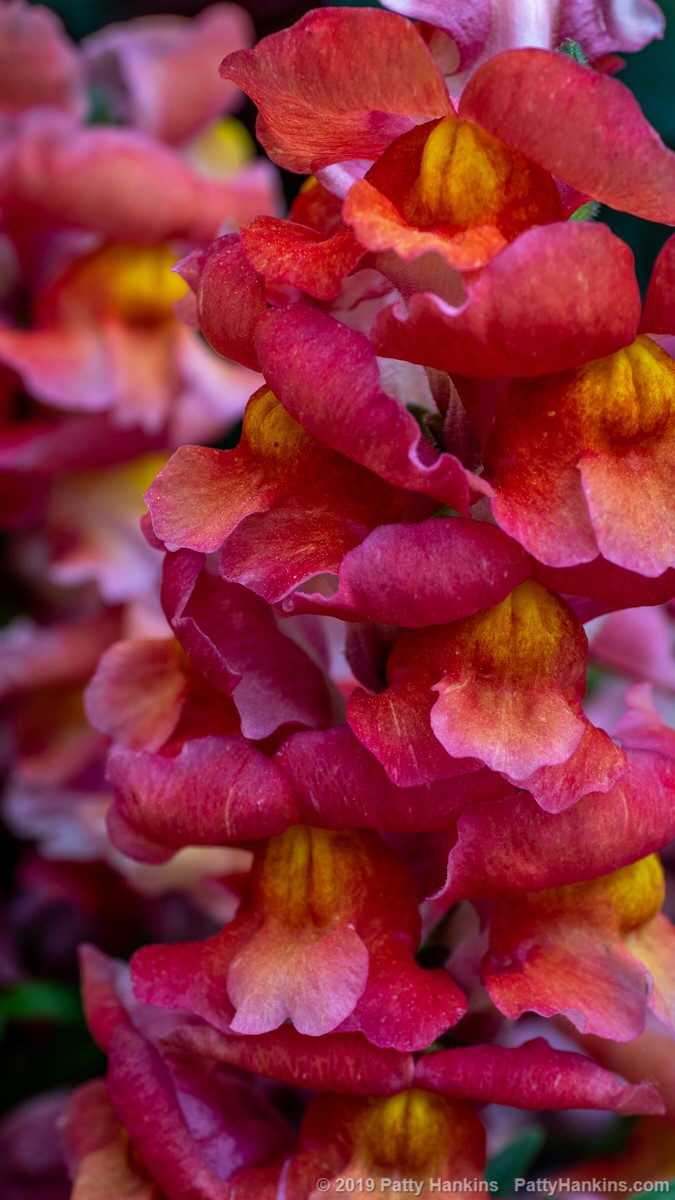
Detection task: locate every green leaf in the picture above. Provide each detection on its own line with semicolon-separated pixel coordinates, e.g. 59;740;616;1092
558;38;588;65
487;1127;547;1197
0;981;84;1029
569;201;602;222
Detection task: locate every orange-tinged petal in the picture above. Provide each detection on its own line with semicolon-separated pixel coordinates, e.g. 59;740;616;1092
349;1089;483;1177
487;336;675;576
345;114;562;270
147;386;425;597
39;244;187;328
485;856;670;1039
349;581;622;807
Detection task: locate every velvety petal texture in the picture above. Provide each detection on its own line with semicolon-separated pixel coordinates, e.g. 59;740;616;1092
276;725;511;832
177;234;266;371
146;387;424;599
344;114;563;272
436;734;675;905
256;304;482;513
161;550;335;737
461;48;675;224
415;1038;664;1113
220;7;452;172
132;826;466;1050
348;581;625;806
372;222;641;378
241;216;365;301
107;737;297;863
486;337;675;577
282;518;531;625
484;855;675;1040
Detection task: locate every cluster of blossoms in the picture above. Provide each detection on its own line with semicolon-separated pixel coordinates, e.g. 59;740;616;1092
0;3;280;1190
0;1;279;888
4;0;675;1196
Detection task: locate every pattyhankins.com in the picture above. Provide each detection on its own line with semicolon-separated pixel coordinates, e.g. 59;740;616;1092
313;1180;671;1196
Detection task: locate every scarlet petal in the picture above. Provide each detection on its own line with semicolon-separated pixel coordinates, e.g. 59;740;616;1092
341;943;466;1051
487;338;675;577
460;48;675;224
145;444;265;554
147;388;420;596
348;675;478;788
220;8;451;172
345;115;563;272
241;217;365;301
372;222;640;378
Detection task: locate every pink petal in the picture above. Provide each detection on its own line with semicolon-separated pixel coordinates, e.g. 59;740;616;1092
0;0;85;118
533;557;675;620
590;607;675;691
0;110;253;245
0;327;111;412
283;518;530;626
220;7;451;173
625;913;675;1033
381;0;491;67
161;550;334;737
276;725;510;832
177;234;266;371
228;919;369;1036
416;1039;664;1113
163;1022;414;1095
519;716;626;813
484;908;651;1041
642;232;675;334
107;737;297;863
559;0;665;58
348;676;479;788
436;748;675;905
84;638;187;752
84;5;254;145
106;1025;290;1198
342;943;466;1051
580;441;675;577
